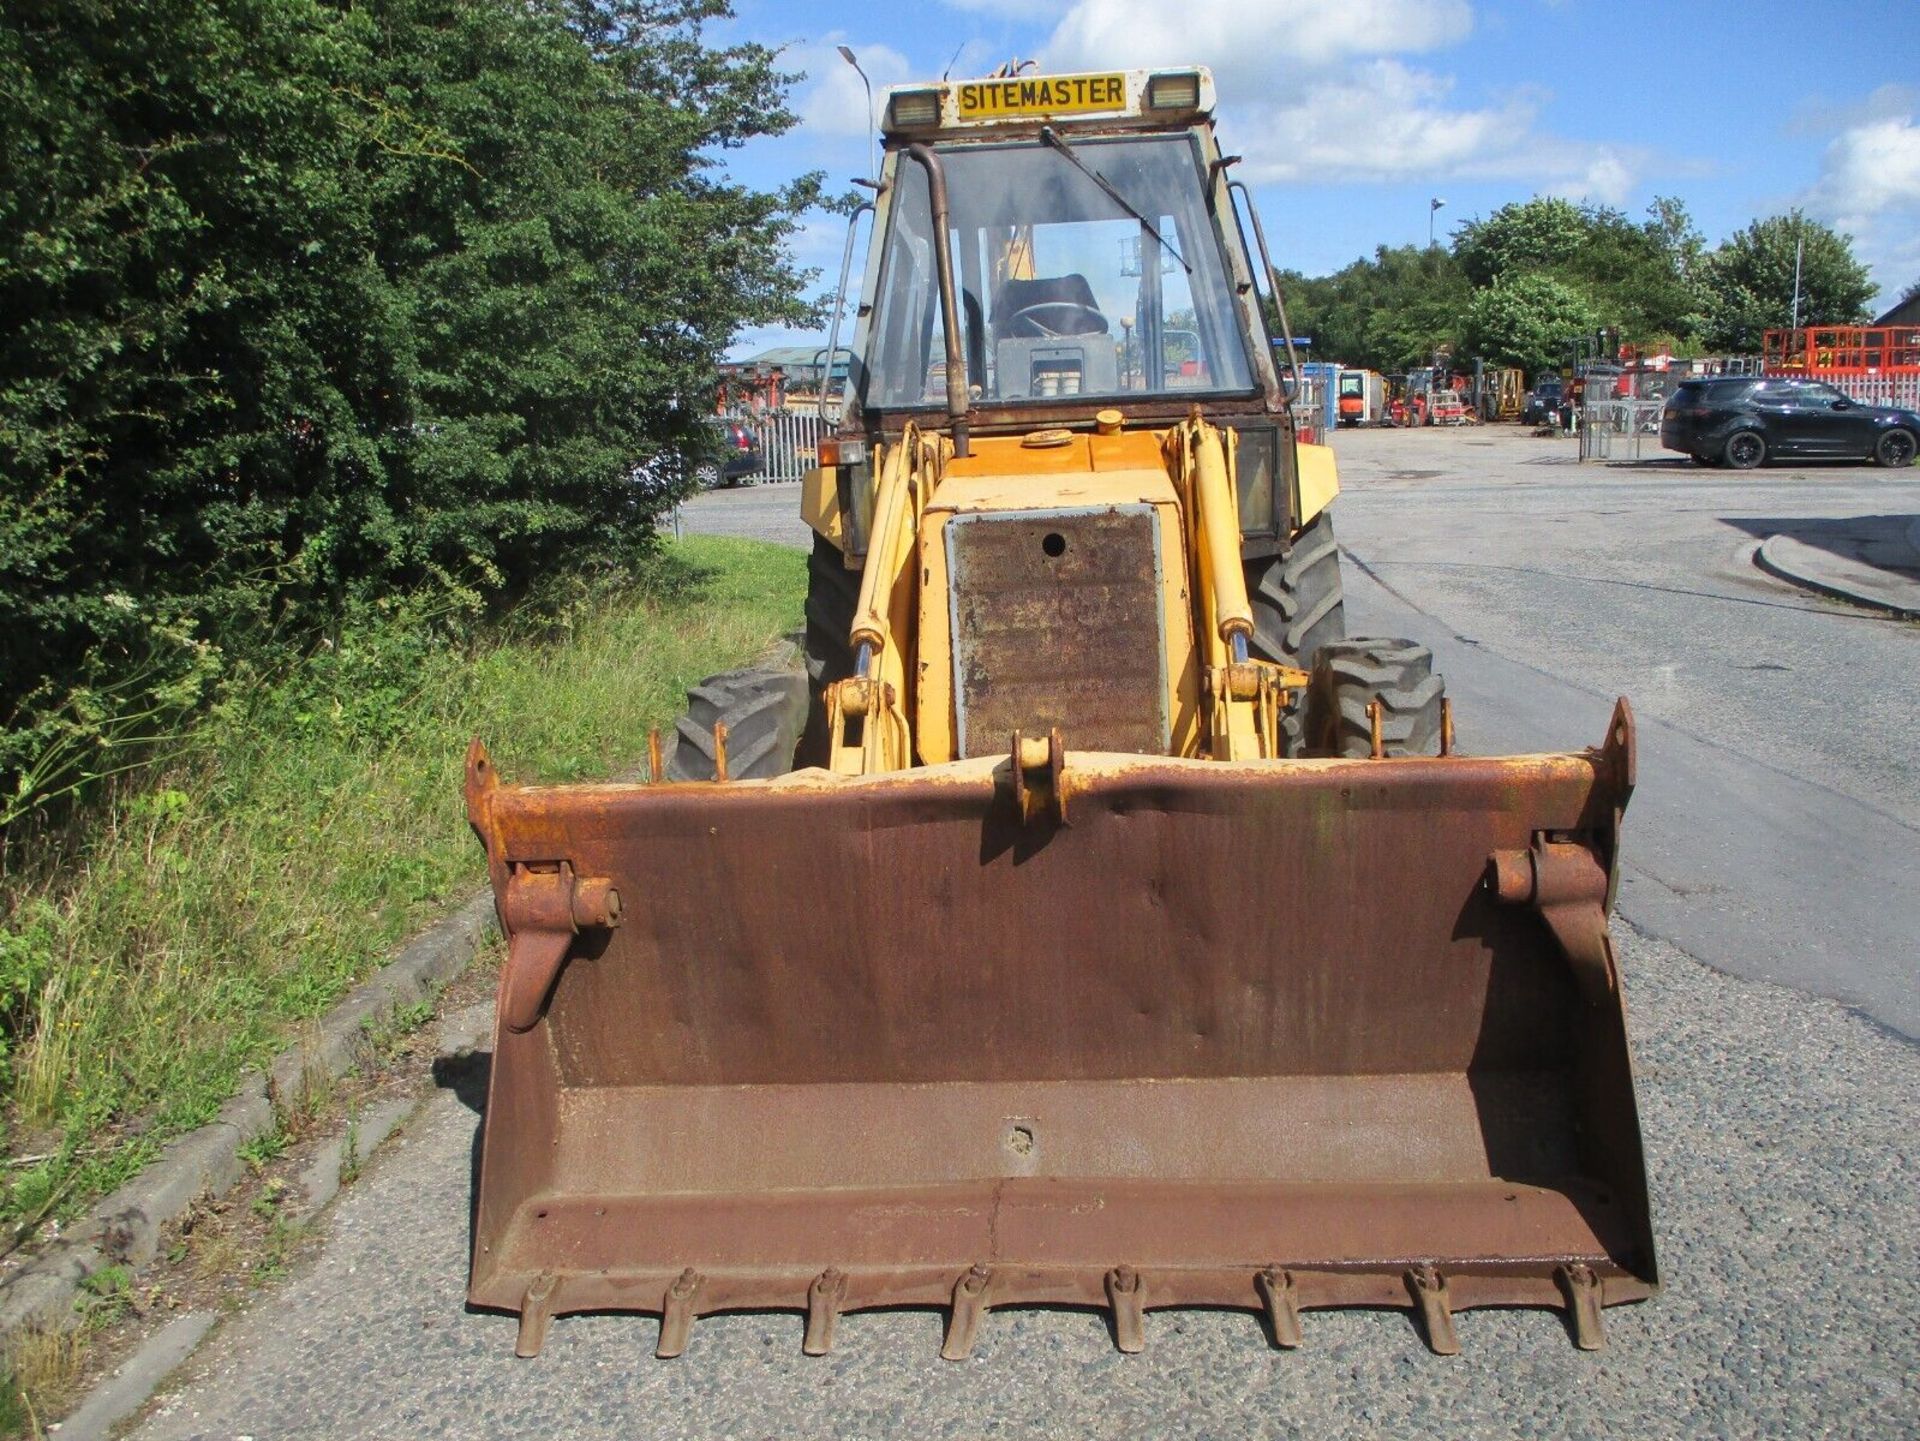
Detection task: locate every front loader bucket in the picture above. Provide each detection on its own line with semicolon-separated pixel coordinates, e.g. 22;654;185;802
463;701;1655;1359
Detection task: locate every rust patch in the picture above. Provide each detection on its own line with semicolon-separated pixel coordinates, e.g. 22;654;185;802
463;704;1656;1356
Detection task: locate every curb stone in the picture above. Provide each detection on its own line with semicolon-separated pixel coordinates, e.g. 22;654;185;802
0;891;497;1337
1755;532;1920;620
50;1311;216;1441
291;1096;419;1224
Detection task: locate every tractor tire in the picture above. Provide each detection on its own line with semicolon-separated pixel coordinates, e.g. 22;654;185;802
1245;510;1347;756
1307;638;1446;758
798;532;861;767
666;666;808;782
1723;429;1766;470
804;533;859;689
1245;509;1347;663
1874;428;1917;468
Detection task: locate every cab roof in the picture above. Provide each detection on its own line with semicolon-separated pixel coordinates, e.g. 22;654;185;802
879;68;1215;140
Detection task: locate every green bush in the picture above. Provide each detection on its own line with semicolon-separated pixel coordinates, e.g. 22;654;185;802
0;0;819;824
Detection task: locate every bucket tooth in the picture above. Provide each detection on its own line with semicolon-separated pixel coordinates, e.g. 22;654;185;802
656;1268;703;1359
803;1268;849;1356
1407;1264;1460;1356
515;1272;558;1359
941;1265;993;1361
1256;1267;1303;1349
1558;1263;1608;1351
1106;1266;1146;1354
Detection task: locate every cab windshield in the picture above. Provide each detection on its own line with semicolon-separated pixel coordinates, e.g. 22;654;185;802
862;133;1256;409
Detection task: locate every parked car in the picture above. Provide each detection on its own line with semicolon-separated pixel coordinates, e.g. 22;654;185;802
1660;377;1920;469
698;416;764;486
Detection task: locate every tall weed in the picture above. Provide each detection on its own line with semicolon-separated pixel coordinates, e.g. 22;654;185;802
0;536;801;1229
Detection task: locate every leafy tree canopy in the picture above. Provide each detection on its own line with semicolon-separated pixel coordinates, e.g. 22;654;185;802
1454;195;1705;344
1698;212;1875;352
1460;273;1601;378
1276;245;1470;374
0;0;819;819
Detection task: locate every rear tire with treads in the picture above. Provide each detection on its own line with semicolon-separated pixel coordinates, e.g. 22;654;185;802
1245;509;1347;755
804;533;859;690
1307;638;1446;758
799;532;860;767
1246;509;1347;664
666;667;808;781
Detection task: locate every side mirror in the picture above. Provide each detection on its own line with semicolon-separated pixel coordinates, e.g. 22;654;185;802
1832;398;1853;410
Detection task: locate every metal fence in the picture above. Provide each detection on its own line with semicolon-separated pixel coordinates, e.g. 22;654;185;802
1577;398;1665;461
1824;373;1920;410
721;405;835;483
1291;375;1327;440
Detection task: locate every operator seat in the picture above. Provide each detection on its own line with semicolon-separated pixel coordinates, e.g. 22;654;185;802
992;275;1111;339
990;274;1118;397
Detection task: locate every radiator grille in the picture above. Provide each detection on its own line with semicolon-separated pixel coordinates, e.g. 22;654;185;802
945;506;1168;758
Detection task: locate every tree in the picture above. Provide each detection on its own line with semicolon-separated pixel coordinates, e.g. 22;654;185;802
1460;274;1601;379
0;0;819;819
1699;212;1875;352
1452;196;1705;348
1453;198;1589;289
1274;245;1469;373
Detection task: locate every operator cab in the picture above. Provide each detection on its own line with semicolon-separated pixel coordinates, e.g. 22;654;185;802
850;69;1278;420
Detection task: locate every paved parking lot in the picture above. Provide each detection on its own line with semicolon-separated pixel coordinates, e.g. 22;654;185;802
127;426;1920;1440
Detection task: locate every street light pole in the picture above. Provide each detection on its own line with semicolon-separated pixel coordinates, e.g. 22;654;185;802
837;46;877;183
1429;197;1446;249
1790;230;1805;333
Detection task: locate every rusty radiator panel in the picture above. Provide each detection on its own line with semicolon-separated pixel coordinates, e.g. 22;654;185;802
945;506;1169;757
465;705;1655;1360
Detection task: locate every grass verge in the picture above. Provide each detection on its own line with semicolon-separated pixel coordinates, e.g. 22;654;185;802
0;534;802;1246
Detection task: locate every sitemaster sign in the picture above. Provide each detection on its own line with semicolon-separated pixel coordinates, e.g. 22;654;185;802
955;74;1128;121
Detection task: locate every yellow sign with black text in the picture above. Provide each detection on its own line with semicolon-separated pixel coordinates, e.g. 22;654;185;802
954;73;1129;121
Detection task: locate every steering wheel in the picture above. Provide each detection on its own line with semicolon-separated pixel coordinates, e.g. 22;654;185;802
1005;301;1106;339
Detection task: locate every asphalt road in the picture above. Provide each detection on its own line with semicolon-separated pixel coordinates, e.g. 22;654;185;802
127;427;1919;1440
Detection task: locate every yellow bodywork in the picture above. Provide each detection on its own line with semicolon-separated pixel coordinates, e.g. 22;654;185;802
817;415;1313;776
1296;441;1338;525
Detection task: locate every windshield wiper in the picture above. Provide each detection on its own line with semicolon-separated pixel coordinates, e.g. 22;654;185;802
1039;127;1191;275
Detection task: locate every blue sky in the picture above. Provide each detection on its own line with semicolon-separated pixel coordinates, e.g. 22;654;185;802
711;0;1920;357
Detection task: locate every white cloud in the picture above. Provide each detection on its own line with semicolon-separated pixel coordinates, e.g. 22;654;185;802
1038;5;1648;203
1806;116;1920;233
793;39;913;138
1789;83;1919;137
1546;148;1635;208
1224;61;1534;184
1802;111;1920;305
1043;0;1475;84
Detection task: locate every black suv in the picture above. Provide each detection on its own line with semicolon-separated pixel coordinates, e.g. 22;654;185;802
1661;376;1920;469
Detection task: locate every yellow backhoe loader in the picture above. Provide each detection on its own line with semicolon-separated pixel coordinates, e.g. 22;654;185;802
464;65;1656;1362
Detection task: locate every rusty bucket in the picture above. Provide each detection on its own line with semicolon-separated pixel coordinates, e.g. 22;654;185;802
463;701;1655;1359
